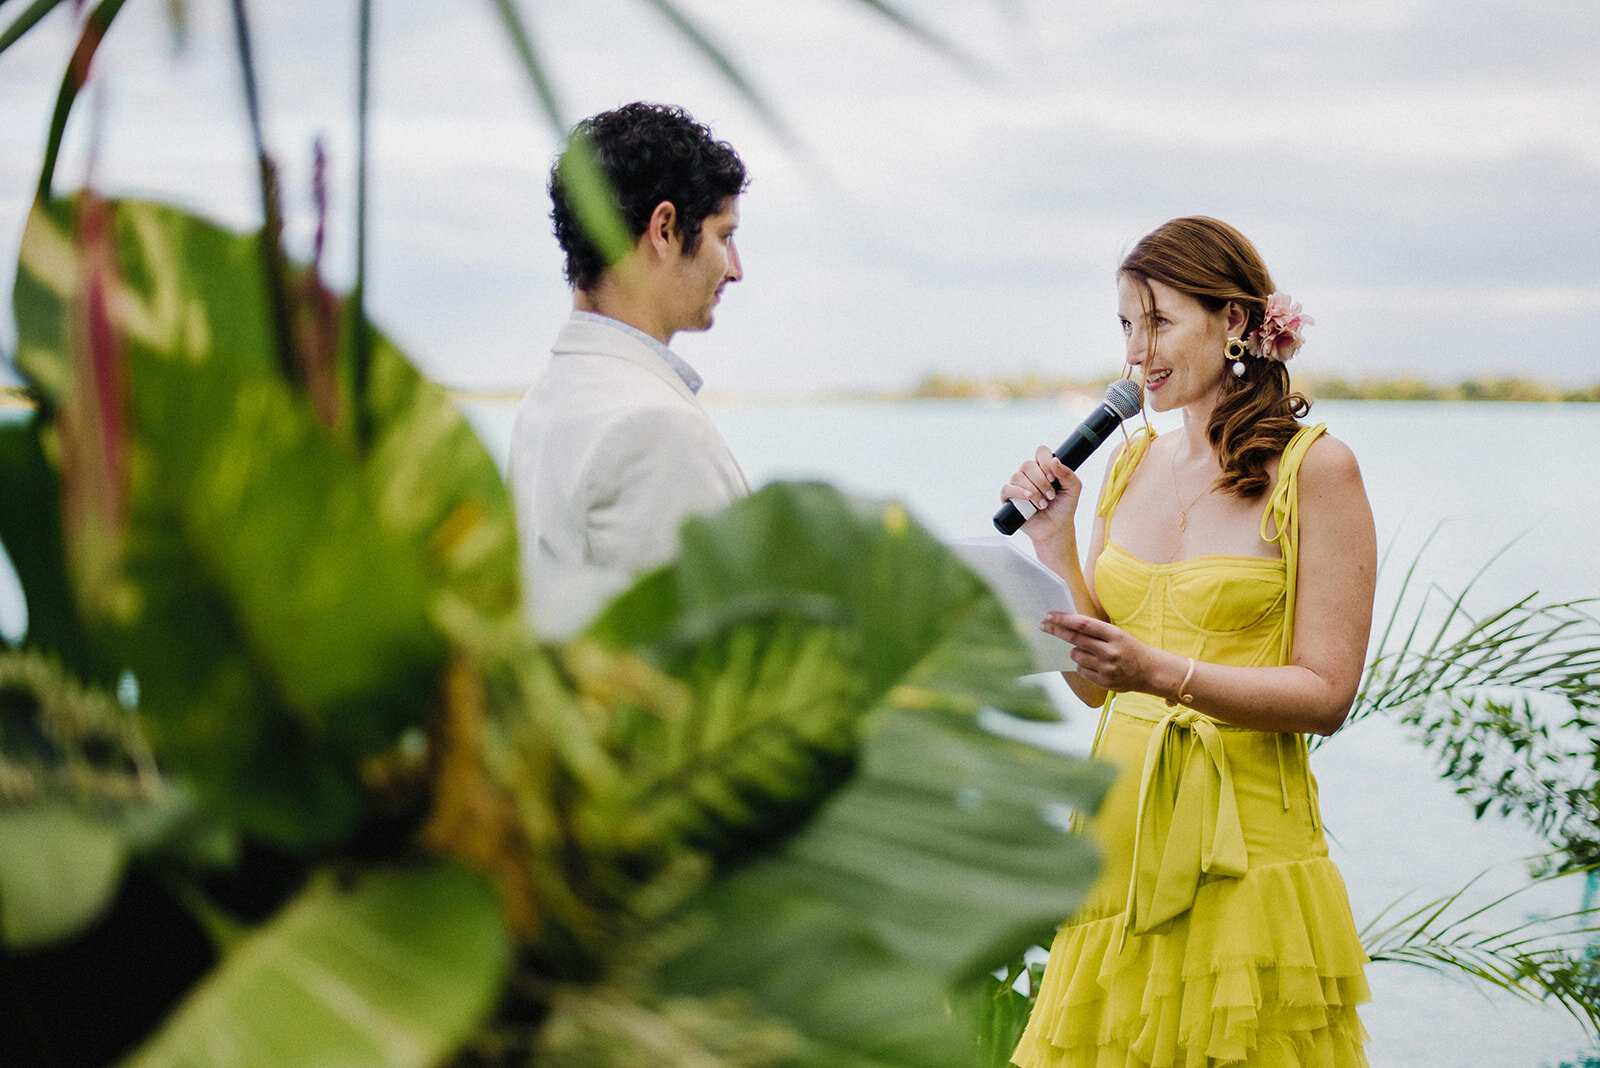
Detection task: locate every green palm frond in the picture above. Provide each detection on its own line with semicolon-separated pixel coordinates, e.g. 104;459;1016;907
1354;589;1600;722
599;608;865;866
1338;538;1600;870
1360;865;1600;1037
484;1;631;268
1349;531;1600;729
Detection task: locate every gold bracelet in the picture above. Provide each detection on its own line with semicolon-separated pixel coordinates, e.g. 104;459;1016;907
1166;657;1196;707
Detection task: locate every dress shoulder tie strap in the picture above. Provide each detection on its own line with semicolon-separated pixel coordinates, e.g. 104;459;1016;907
1259;422;1326;665
1095;426;1156;521
1261;423;1327;822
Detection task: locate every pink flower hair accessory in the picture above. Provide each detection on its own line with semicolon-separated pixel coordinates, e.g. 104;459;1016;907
1246;291;1314;363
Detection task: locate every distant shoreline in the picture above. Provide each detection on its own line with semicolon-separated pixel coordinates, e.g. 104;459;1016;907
895;373;1600;405
457;374;1600;405
7;375;1598;413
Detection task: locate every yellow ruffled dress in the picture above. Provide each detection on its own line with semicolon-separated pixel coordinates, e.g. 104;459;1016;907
1012;424;1370;1068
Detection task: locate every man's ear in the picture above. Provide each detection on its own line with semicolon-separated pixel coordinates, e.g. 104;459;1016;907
644;200;680;257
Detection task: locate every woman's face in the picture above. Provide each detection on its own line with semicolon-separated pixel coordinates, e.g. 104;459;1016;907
1117;274;1233;414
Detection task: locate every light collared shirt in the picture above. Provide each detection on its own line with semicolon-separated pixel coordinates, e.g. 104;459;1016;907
569;310;704;395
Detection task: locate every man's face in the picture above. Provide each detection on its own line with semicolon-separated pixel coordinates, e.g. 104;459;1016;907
665;197;742;335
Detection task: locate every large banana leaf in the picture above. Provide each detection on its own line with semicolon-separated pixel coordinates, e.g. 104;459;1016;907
0;646;232;950
656;705;1108;1067
580;481;1070;883
8;196;518;845
362;331;520;630
123;864;512;1068
597;609;863;865
593;482;1055;721
583;483;1110;1065
0;804;126;947
0;415;119;685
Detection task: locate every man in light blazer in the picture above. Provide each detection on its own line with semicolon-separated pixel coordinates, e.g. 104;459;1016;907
509;103;751;637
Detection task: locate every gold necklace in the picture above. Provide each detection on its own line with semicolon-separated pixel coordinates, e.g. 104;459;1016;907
1171;452;1212;533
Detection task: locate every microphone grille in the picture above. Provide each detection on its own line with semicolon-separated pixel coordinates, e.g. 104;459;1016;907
1103;377;1143;418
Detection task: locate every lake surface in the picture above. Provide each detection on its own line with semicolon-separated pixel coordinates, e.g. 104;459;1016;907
5;397;1600;1066
470;396;1600;1068
701;398;1600;1068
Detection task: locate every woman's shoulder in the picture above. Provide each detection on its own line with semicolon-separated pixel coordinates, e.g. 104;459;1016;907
1296;429;1364;493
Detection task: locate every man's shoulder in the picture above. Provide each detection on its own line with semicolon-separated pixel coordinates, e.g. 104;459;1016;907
513;346;701;453
527;349;688;415
551;317;627;356
538;319;680;387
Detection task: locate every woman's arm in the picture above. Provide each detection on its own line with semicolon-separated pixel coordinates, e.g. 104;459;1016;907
1041;435;1377;735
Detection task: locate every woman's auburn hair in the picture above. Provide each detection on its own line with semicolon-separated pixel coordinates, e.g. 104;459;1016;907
1120;216;1310;499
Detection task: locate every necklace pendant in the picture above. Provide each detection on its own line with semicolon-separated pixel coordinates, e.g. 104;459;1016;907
1177;511;1188;533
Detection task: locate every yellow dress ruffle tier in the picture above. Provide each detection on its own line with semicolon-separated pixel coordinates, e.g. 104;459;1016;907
1013;425;1370;1068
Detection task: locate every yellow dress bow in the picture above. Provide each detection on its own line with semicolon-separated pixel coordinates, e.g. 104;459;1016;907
1122;708;1250;941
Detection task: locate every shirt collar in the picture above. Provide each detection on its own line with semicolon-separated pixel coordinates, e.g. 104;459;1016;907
569;310;704;395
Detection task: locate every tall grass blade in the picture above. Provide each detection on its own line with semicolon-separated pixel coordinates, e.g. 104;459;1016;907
555;131;633;272
486;0;564;133
164;0;187;50
0;0;67;57
842;0;988;74
484;0;636;267
636;0;794;145
1353;525;1441;720
226;0;297;386
34;0;126;201
352;0;373;448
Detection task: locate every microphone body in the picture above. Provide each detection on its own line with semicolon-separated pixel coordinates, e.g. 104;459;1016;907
993;379;1143;535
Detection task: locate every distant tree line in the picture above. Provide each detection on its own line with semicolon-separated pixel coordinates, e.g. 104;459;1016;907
909;373;1600;403
11;377;1596;410
1306;376;1600;402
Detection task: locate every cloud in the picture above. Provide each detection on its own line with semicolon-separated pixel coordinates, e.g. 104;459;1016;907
2;0;1596;392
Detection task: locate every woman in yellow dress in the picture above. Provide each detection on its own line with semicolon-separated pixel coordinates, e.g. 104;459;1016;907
1003;217;1376;1067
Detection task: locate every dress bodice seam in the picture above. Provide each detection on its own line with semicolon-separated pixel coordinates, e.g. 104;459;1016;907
1100;539;1285;572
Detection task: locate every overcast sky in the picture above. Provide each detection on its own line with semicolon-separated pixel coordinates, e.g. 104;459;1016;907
2;0;1596;394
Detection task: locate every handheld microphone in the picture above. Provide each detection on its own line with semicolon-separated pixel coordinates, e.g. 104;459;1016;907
992;378;1143;535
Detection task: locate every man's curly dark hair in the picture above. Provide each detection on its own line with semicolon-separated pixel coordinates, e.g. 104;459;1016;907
549;102;748;291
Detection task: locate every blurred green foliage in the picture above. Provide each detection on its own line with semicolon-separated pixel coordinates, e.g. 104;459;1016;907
0;85;1109;1068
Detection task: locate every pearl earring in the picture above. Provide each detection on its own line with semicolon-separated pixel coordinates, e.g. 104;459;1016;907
1226;337;1249;378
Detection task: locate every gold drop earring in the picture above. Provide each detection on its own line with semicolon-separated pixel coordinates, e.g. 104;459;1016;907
1226;337;1249;378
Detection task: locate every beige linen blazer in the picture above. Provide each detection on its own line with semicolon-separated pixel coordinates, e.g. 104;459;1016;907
509;318;749;636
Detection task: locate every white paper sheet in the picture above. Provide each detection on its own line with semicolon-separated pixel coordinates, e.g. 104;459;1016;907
949;535;1079;675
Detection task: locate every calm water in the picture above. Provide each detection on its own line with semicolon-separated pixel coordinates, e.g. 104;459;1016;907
693;398;1600;1068
5;398;1600;1066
